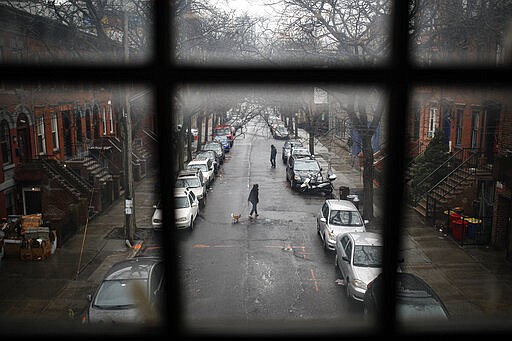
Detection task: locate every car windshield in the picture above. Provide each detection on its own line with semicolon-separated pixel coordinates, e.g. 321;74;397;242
175;196;190;208
93;279;148;309
396;299;448;320
197;152;214;160
329;210;363;226
285;141;302;149
215;128;231;135
352;245;382;267
176;178;201;188
204;144;221;151
188;164;208;172
294;160;320;171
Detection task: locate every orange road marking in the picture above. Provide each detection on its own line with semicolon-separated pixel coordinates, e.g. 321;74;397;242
310;269;319;292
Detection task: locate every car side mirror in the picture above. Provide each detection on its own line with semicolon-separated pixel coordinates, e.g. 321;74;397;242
364;220;370;225
328;174;337;181
87;294;92;302
192;201;198;207
320;217;326;223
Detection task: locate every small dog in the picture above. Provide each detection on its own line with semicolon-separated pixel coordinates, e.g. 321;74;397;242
231;213;241;224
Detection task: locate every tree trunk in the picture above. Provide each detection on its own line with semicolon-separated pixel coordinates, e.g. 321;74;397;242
361;133;374;219
196;114;203;152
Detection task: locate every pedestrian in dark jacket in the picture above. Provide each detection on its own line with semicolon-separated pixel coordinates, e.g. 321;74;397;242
248;184;259;218
270;145;277;168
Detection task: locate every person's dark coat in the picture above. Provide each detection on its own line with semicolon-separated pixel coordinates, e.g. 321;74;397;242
248;184;259;204
270;145;277;158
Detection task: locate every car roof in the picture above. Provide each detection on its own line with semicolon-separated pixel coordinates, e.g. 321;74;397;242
326;199;359;211
104;257;161;281
292;148;310;154
188;159;208;164
178;170;201;177
344;232;383;246
285;140;302;146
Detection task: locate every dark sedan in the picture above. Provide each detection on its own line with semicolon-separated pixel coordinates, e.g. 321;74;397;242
286;158;324;190
363;272;450;322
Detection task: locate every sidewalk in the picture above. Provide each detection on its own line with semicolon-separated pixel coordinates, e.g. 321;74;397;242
301;128;512;319
0;172;158;322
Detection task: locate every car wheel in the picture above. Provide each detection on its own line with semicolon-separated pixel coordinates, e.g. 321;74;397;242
323;234;329;251
334;254;339;268
189;217;194;231
316;223;320;235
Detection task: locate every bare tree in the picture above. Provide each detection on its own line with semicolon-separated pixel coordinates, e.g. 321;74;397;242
5;0;152;61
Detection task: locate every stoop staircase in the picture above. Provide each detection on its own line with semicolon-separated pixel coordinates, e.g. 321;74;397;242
408;148;492;223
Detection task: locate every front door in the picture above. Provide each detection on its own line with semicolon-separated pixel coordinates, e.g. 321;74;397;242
23;187;42;215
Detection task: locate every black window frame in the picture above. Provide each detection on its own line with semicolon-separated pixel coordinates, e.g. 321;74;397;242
1;1;512;340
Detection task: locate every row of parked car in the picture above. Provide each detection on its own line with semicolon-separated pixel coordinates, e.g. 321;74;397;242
151;125;235;231
277;133;450;321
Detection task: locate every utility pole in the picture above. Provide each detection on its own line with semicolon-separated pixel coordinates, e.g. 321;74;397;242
123;1;135;243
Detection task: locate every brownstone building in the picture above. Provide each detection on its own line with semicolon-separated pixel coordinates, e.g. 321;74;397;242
0;6;156;245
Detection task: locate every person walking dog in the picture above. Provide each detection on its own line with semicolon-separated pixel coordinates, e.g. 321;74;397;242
248;184;259;218
270;144;277;168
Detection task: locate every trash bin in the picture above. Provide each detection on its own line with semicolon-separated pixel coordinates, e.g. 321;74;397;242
339;186;350;200
450;217;468;242
465;218;482;240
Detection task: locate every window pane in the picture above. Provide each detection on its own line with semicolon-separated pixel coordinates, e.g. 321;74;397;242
174;0;392;66
0;1;153;64
404;86;512;328
175;84;387;333
411;1;511;66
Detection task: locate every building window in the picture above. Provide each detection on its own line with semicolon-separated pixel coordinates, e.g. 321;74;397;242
0;119;12;164
109;102;114;133
428;106;437;137
5;189;16;216
37;116;46;155
471;109;480;149
51;113;59;151
456;108;464;146
413;103;420;140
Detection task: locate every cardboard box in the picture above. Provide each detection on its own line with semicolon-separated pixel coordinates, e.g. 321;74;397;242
21;214;42;228
20;247;32;261
31;246;47;260
3;239;21;258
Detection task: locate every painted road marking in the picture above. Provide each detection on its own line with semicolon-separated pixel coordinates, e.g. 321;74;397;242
309;269;319;292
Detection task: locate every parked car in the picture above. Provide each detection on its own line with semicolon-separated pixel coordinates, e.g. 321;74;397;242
213;124;234;146
317;199;367;251
175;174;207;207
203;141;225;164
273;125;289;140
214;135;231;152
363;272;450;321
177;168;205;193
282;140;303;163
174;187;199;230
286;158;324;190
334;232;382;302
195;150;219;174
84;257;165;324
287;147;313;169
186;159;215;187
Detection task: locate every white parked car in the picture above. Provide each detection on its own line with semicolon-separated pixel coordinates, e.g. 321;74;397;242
335;232;383;302
174;188;199;230
151;201;163;229
175;174;207;207
317;199;367;251
187;159;214;187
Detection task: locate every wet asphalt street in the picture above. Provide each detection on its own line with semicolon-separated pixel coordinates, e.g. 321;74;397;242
1;116;512;336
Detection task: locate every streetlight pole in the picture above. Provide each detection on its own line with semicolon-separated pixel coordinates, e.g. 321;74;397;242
123;1;135;243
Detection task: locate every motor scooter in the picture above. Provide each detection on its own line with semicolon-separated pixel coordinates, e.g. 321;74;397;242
299;174;337;196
